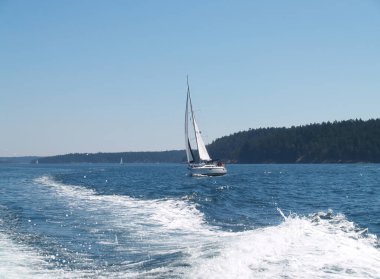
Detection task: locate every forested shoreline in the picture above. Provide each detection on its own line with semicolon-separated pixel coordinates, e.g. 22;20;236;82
208;118;380;163
35;150;185;164
33;119;380;164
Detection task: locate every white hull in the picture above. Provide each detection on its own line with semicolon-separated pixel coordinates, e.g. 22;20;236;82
188;163;227;176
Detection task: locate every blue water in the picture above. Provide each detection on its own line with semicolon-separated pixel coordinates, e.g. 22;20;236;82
0;163;379;278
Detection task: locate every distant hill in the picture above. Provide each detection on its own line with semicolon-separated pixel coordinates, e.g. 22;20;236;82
36;150;185;164
35;118;380;164
207;118;380;163
0;156;39;164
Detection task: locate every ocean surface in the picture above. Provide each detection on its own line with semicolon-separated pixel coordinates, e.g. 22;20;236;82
0;163;379;278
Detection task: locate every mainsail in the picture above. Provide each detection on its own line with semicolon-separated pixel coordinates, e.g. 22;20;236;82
185;78;212;163
185;88;195;163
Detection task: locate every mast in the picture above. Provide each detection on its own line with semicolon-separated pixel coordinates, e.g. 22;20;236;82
185;76;195;163
187;77;198;151
186;77;211;162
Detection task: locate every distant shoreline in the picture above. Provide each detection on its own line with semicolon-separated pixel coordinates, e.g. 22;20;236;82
2;118;380;165
1;157;378;165
2;157;378;165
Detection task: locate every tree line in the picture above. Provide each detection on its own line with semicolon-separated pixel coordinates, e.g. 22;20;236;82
207;118;380;163
35;118;380;164
36;150;185;164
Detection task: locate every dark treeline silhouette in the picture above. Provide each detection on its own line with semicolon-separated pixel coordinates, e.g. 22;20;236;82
0;156;39;164
35;119;380;164
207;118;380;163
37;150;185;164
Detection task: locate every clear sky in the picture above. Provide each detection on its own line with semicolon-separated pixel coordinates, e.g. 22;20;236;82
1;0;379;156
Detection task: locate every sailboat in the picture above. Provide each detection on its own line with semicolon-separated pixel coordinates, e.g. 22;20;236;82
120;157;123;164
185;77;227;176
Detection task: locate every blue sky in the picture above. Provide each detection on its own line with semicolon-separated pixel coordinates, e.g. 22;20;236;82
1;0;379;156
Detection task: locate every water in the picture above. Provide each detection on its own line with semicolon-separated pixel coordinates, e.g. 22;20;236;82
0;163;379;278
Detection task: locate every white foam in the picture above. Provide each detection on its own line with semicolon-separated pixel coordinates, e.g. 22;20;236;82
34;175;96;198
188;211;380;279
34;176;210;234
33;176;380;278
34;174;216;269
0;232;88;278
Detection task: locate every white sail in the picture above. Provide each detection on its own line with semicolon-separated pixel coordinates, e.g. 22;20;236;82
185;90;194;163
193;117;211;161
185;77;212;162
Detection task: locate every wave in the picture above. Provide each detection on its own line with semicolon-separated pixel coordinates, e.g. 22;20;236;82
30;176;380;278
189;210;380;279
30;175;221;277
0;231;91;278
34;175;210;234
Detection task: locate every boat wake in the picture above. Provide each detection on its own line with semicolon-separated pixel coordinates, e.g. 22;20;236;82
189;210;380;278
34;175;211;234
0;231;90;278
1;175;378;278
